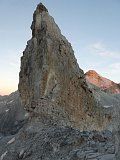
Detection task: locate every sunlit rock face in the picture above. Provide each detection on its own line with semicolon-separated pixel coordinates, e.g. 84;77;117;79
85;70;120;160
19;3;111;131
85;70;120;94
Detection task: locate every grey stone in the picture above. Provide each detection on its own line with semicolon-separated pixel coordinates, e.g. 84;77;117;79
99;154;115;160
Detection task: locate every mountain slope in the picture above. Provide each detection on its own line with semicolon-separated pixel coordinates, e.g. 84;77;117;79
85;70;120;94
0;91;27;135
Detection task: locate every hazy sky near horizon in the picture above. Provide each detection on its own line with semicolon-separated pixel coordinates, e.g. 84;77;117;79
0;0;120;95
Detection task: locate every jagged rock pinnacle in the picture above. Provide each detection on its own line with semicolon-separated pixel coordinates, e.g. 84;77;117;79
19;3;110;131
31;2;61;38
36;3;48;13
31;3;48;37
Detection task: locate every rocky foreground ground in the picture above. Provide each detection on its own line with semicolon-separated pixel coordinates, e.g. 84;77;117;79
0;120;115;160
0;90;117;160
0;91;116;160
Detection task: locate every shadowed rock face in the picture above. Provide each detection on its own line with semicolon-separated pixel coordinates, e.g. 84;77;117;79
18;3;110;131
0;91;27;135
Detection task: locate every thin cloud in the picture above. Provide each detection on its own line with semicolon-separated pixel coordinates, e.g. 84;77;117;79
89;42;120;59
5;49;22;69
109;63;120;70
108;63;120;75
96;63;120;83
9;62;19;68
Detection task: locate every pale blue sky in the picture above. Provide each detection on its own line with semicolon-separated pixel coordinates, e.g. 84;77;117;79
0;0;120;95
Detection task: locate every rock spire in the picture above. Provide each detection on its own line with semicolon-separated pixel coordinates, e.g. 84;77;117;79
19;3;110;130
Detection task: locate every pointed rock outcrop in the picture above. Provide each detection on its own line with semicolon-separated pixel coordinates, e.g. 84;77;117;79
18;3;110;130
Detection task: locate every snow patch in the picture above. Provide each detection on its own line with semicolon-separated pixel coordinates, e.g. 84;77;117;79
7;100;14;104
5;109;9;112
0;151;8;160
7;137;15;144
104;105;111;108
25;112;29;118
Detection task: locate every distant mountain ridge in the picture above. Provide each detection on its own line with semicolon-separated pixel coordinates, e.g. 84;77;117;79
0;91;27;135
85;70;120;94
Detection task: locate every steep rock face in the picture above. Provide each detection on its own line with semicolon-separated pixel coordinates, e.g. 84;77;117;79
19;3;110;130
85;70;120;94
